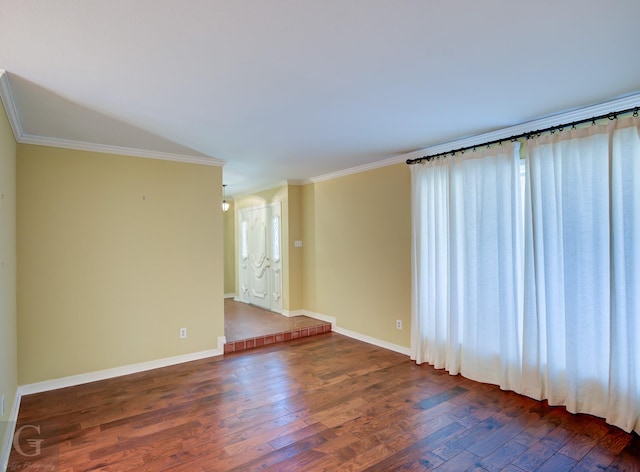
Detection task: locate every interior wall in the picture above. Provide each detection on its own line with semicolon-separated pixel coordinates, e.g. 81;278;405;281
301;184;317;310
287;185;303;311
223;200;236;296
306;163;412;347
234;184;291;311
0;97;18;458
17;144;224;384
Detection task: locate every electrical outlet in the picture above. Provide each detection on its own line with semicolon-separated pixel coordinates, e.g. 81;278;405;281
179;328;187;339
396;320;402;330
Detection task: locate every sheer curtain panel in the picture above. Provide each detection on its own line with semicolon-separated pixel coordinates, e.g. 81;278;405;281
410;143;523;391
523;117;640;433
609;118;640;432
411;116;640;434
522;126;612;417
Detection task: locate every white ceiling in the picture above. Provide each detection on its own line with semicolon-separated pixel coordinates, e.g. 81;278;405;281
1;0;640;196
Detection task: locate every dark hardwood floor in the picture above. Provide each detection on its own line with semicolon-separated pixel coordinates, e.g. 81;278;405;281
9;333;640;471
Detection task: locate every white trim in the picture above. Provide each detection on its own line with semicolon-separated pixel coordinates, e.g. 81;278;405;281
0;70;225;168
0;391;21;472
287;179;310;186
224;293;236;299
299;309;409;355
0;70;24;141
309;92;640;183
333;326;411;356
281;309;304;318
310;153;410;183
19;134;225;167
407;93;640;161
217;336;226;352
232;179;312;199
18;347;224;396
299;310;336;330
233;180;289;199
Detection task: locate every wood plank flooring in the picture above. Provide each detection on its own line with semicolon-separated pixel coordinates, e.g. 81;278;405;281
9;333;640;471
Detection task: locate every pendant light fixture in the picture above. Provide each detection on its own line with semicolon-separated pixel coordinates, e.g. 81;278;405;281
221;184;230;212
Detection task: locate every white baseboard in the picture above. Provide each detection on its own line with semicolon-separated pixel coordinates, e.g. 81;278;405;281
281;309;304;318
19;339;226;396
299;310;410;356
333;326;410;356
1;390;21;472
299;310;337;329
224;293;236;299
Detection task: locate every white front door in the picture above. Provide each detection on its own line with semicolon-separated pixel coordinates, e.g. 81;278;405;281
238;204;282;312
248;206;270;309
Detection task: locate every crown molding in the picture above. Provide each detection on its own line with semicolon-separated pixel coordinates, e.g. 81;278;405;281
0;69;225;166
233;180;291;199
19;134;225;166
310;152;413;183
0;69;24;140
310;92;640;183
286;178;310;186
232;179;312;200
410;92;640;160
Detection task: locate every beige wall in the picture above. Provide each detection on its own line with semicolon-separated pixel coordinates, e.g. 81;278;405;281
301;184;317;310
223;200;236;295
233;170;411;347
287;185;303;311
17;145;224;384
304;163;412;347
0;98;18;455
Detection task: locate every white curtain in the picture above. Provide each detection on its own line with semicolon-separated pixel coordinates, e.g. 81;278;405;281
410;142;523;392
522;126;612;415
522;117;640;432
411;116;640;434
608;118;640;432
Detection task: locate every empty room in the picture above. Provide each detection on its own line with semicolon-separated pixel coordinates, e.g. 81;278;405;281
1;1;639;471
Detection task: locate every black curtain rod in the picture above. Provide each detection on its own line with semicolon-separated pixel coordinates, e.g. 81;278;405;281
406;106;640;165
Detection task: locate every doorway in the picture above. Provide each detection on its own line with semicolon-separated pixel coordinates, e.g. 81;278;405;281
237;203;283;313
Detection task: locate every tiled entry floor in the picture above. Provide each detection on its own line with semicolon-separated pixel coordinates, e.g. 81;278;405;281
224;299;331;353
